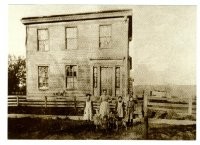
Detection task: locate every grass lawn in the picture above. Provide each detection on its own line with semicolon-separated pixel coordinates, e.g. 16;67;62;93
8;117;196;140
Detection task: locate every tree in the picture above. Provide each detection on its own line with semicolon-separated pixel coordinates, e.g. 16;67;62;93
8;55;26;95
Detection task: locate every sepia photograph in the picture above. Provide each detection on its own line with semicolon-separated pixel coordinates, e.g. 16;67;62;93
8;5;196;140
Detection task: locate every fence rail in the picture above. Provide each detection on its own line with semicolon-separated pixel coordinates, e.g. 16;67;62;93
142;93;196;139
8;94;196;118
145;95;196;115
8;96;118;111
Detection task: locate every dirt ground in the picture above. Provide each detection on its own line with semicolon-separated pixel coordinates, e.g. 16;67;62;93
8;117;196;140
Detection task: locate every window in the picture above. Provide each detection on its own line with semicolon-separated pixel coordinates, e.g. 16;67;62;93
37;29;49;51
99;25;111;48
115;67;120;88
38;66;49;89
93;67;97;88
66;27;77;50
66;65;77;89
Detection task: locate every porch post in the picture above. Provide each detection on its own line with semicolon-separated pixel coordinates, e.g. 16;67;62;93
90;65;94;95
124;57;128;99
97;66;101;96
112;66;115;97
120;67;123;97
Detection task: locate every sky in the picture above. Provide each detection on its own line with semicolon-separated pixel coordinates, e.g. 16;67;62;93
8;5;196;85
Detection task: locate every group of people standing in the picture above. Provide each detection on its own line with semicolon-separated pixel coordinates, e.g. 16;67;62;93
83;89;136;125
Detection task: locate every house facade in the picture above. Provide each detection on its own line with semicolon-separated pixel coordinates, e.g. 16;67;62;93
21;10;132;100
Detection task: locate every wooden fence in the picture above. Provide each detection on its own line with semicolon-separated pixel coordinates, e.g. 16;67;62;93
8;94;196;116
8;95;116;110
8;95;145;118
142;93;196;139
8;94;196;139
143;95;196;116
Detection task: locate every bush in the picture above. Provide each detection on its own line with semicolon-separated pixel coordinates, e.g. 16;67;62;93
165;110;180;119
8;55;26;95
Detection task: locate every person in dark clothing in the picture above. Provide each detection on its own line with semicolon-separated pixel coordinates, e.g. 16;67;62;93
126;96;136;126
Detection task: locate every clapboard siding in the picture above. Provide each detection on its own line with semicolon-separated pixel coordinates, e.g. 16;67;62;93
25;11;131;99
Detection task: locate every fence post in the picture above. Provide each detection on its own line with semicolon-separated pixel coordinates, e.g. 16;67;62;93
188;97;192;115
143;91;148;139
16;96;19;107
44;96;47;108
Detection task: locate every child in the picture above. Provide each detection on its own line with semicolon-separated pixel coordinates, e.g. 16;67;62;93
126;96;135;126
93;109;101;130
116;96;125;121
99;89;110;118
83;93;93;121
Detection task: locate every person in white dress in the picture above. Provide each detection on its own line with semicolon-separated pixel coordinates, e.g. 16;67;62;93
116;96;125;121
83;93;93;121
99;90;110;118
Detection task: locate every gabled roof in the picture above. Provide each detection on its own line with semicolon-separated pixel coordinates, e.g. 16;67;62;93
21;9;132;25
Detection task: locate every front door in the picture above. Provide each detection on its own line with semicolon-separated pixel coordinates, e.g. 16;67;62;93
101;67;112;96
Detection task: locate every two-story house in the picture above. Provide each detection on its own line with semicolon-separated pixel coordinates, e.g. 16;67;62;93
21;9;132;100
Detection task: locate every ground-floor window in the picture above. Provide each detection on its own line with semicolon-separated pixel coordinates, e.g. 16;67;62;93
66;65;77;89
38;66;49;90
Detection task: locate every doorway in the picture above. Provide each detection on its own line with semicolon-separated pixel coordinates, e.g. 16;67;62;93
100;67;112;96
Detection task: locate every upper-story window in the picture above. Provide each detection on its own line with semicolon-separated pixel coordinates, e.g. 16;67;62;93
37;29;49;51
99;25;112;49
66;27;78;50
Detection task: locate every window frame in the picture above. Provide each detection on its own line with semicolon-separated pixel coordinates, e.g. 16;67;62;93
99;24;112;49
37;28;49;52
38;66;49;90
65;27;78;50
65;65;78;90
